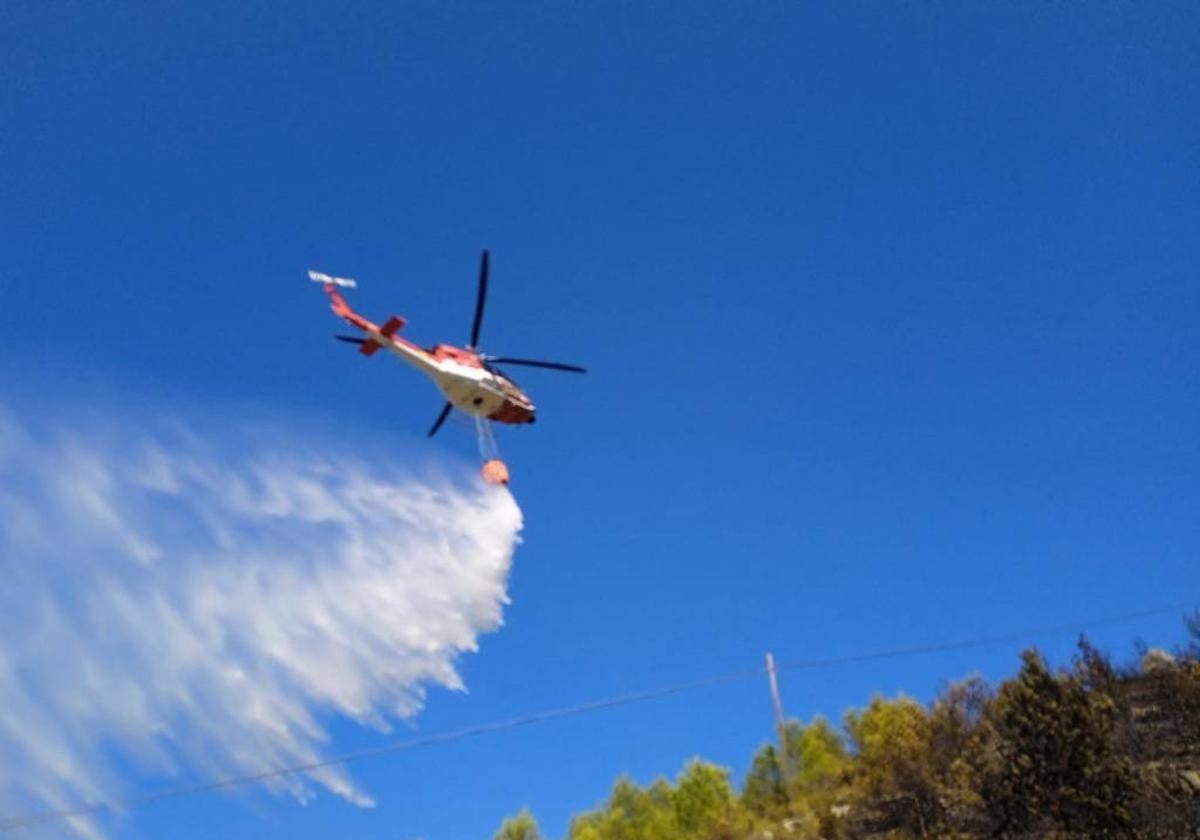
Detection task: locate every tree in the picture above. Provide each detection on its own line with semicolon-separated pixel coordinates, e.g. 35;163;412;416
567;776;678;840
494;808;542;840
672;760;737;839
742;717;851;818
900;674;993;835
844;694;940;836
741;744;787;817
786;716;850;792
566;762;744;840
978;648;1136;836
1126;632;1200;834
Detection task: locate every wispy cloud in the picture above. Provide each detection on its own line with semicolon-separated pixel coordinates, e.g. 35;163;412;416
0;403;522;837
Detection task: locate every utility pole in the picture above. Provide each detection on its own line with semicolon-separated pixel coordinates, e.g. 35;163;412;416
766;652;795;787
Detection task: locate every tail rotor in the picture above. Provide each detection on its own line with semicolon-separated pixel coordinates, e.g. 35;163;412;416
308;270;358;289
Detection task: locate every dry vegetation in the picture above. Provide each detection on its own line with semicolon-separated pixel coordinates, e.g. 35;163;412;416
494;613;1200;839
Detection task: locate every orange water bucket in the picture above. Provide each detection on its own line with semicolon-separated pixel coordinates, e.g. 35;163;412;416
481;459;510;486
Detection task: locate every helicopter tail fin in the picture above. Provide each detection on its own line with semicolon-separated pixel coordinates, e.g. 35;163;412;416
356;316;406;357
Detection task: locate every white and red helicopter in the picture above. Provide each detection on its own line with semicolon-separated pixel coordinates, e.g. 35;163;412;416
309;250;585;484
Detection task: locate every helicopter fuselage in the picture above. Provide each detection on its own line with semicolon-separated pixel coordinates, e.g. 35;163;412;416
322;283;536;425
418;343;535;425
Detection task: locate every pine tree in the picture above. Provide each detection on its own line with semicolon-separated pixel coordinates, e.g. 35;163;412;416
494;808;542;840
979;649;1136;836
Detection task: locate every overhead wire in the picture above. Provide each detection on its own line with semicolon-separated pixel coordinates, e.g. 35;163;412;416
0;599;1192;833
771;601;1194;675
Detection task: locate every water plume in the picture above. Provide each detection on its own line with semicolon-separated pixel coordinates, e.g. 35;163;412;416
0;403;522;837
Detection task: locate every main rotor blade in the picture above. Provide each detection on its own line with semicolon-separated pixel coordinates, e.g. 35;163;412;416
469;249;489;348
427;402;454;438
335;335;367;345
485;357;587;373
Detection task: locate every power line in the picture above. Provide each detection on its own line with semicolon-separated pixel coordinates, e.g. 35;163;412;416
772;601;1193;675
0;600;1192;833
0;670;762;833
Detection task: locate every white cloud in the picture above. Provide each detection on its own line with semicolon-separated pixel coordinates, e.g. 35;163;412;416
0;404;522;837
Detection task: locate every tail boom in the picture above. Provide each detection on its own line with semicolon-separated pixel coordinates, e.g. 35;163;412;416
308;269;432;369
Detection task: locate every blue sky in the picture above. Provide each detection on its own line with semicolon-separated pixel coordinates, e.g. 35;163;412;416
1;1;1198;838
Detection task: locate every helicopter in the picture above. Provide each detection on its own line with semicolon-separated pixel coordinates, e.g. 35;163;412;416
309;250;585;482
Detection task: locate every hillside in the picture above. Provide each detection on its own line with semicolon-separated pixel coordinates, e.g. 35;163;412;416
494;615;1200;839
